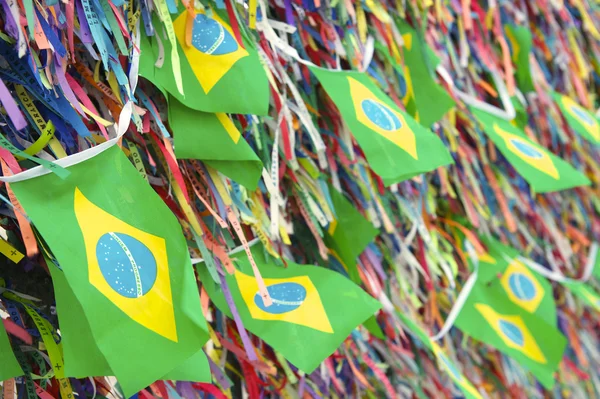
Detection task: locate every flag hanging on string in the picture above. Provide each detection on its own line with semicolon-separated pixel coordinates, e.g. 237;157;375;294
551;92;600;144
381;20;455;127
474;237;556;325
310;66;453;186
472;108;590;192
46;254;210;384
563;282;600;312
504;24;535;93
325;186;378;285
169;97;263;190
324;186;383;337
454;283;566;389
9;144;210;396
199;243;381;373
140;7;269;115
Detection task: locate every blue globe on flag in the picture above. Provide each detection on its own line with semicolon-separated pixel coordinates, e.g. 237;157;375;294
254;282;307;314
510;139;543;159
191;14;239;55
498;319;525;347
361;99;402;131
571;105;594;125
96;232;158;298
508;273;537;301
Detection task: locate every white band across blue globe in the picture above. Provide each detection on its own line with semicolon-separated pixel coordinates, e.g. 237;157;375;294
509;138;543;159
571;105;594;125
96;232;158;299
498;320;525;347
109;232;144;298
253;282;307;314
361;99;402;131
192;14;238;56
508;272;537;301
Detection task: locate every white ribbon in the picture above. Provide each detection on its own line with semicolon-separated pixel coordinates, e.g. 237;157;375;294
510;242;598;283
437;65;516;121
191;237;260;265
430;240;480;341
0;101;133;183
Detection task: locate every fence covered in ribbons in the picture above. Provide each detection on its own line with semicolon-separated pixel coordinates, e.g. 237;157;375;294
0;0;599;398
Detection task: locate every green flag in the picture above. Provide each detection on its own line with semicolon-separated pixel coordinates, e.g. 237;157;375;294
380;20;455;127
9;144;210;396
310;66;453;186
396;313;483;399
592;250;600;281
454;283;566;389
511;96;528;129
170;97;263;190
504;25;535;93
476;237;556;325
199;243;381;373
472;108;590;192
324;187;382;337
564;281;600;312
139;7;269;115
46;254;210;384
325;187;378;284
551;91;600;144
0;321;23;381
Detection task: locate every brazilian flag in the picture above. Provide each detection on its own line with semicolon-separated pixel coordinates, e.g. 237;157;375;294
7;144;210;396
395;313;483;399
564;281;600;312
140;6;269;115
454;283;566;389
310;66;453;186
46;253;210;386
504;24;535;93
199;243;381;373
324;186;378;285
475;237;556;325
375;20;455;127
551;91;600;145
169;97;263;190
472;108;590;192
324;186;383;337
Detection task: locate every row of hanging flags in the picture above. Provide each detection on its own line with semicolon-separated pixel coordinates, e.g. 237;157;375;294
0;0;599;397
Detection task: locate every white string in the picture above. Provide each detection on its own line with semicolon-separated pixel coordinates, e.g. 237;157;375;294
191;237;261;265
0;101;133;183
508;242;598;283
430;240;479;341
437;65;516;121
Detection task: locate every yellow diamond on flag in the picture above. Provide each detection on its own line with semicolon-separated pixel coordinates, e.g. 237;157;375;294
493;123;559;179
173;9;248;94
74;188;177;342
216;113;241;143
560;95;600;142
327;219;338;235
348;77;418;159
505;27;521;61
475;303;546;363
478;251;497;265
500;259;544;313
234;269;333;333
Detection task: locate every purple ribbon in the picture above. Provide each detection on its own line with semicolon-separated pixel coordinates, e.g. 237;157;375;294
215;258;258;362
0;77;27;130
284;0;294;25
